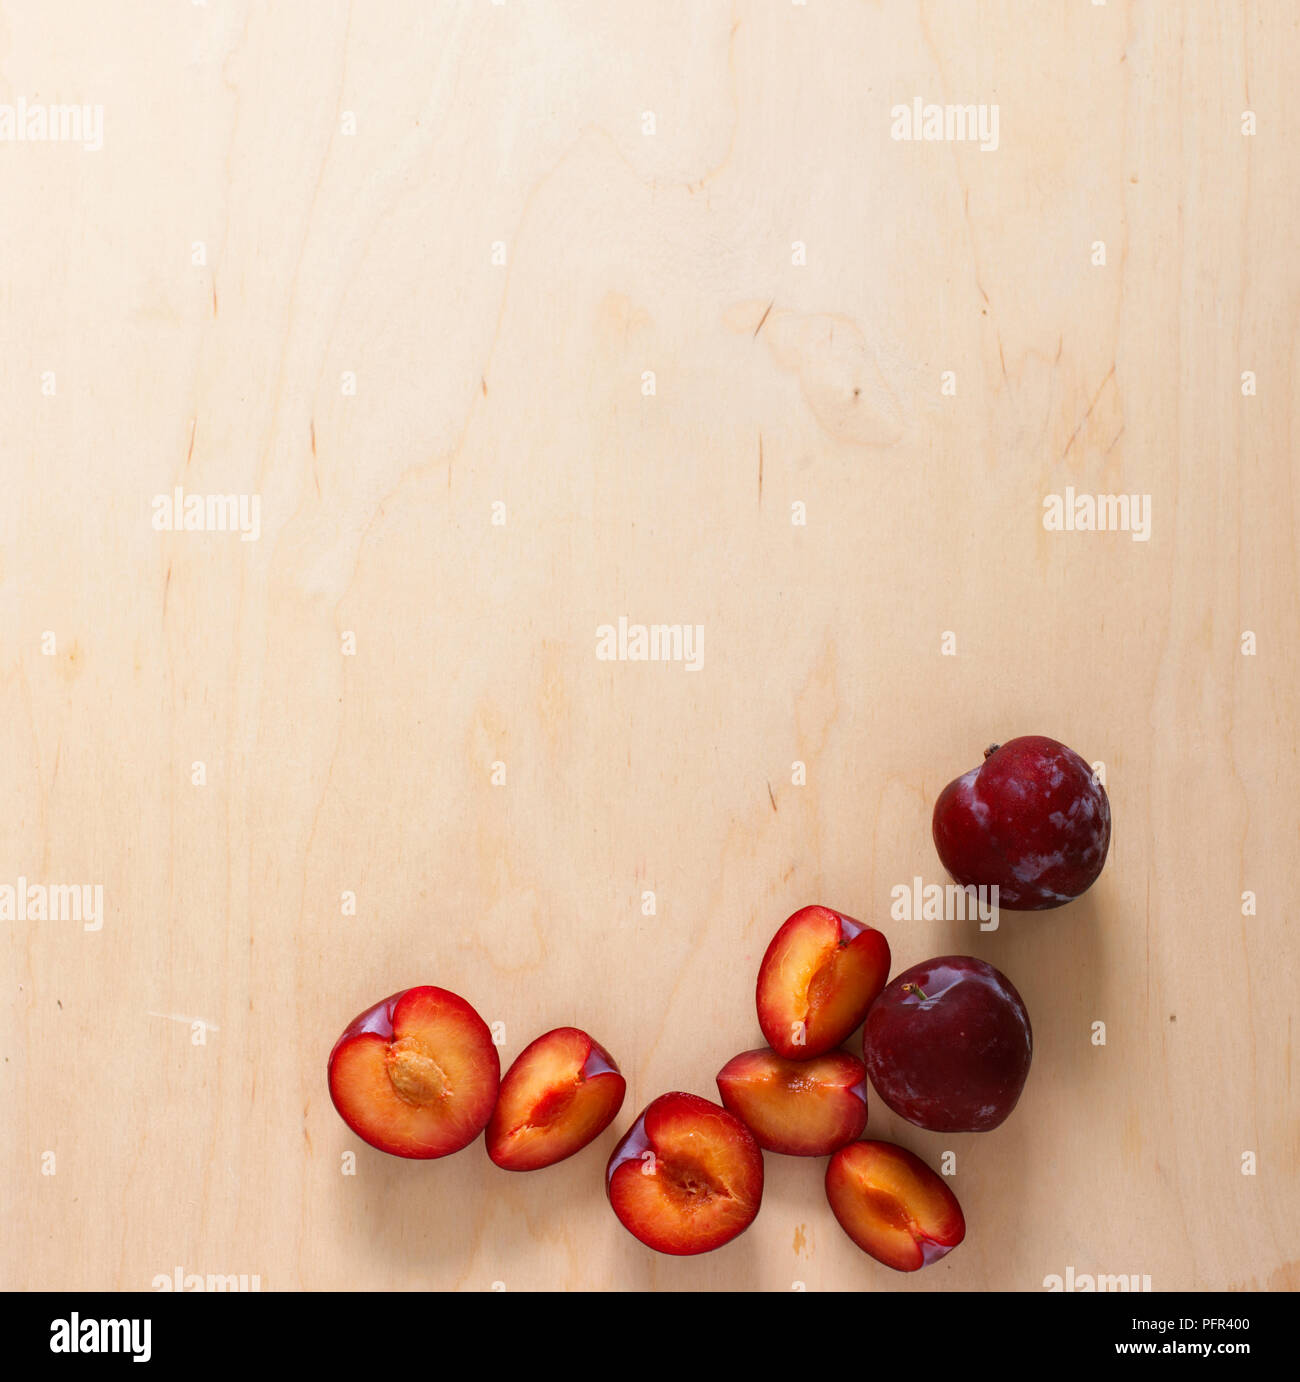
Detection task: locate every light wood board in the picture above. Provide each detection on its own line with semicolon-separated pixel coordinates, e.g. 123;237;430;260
2;0;1298;1292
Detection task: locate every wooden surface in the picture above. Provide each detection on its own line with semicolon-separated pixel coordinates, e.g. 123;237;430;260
3;1;1298;1293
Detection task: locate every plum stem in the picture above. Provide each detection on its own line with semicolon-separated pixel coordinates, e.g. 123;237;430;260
984;743;1001;759
901;982;929;1001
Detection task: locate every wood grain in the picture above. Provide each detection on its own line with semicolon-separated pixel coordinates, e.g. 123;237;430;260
2;0;1297;1291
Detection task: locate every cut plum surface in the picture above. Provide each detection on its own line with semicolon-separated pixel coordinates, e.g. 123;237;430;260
606;1092;763;1255
825;1139;965;1272
716;1046;867;1156
327;986;499;1159
486;1026;626;1171
756;905;891;1059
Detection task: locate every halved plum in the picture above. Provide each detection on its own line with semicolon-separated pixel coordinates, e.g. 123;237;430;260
716;1046;867;1156
756;905;891;1059
486;1026;626;1171
825;1139;965;1272
606;1092;763;1255
327;986;499;1159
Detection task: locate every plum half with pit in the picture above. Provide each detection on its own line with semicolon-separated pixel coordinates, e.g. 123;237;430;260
932;735;1111;910
327;986;500;1158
